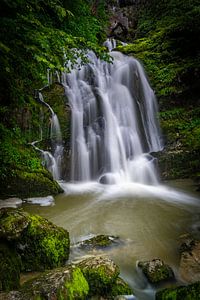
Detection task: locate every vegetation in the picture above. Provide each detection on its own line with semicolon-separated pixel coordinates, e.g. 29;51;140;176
0;0;109;197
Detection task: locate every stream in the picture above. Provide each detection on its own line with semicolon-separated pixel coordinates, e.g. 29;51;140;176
23;179;200;299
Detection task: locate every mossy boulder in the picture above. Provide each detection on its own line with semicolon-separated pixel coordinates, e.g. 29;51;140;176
156;281;200;300
0;208;30;240
77;255;120;297
3;169;63;198
0;242;21;292
75;235;120;251
0;208;70;272
109;277;133;298
1;265;89;300
138;258;174;284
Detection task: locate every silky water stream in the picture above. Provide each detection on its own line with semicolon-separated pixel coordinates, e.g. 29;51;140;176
24;44;200;299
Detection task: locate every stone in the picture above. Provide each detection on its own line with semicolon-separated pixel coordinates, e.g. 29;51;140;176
1;265;89;300
138;258;174;284
179;234;200;283
0;208;30;240
156;281;200;300
0;242;21;292
0;208;70;272
77;255;120;297
75;234;120;251
110;277;133;297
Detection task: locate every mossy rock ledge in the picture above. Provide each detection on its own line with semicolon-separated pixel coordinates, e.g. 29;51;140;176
138;258;175;284
1;169;64;199
0;208;70;274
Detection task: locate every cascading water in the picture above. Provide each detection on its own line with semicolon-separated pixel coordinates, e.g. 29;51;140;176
62;45;163;185
32;92;64;180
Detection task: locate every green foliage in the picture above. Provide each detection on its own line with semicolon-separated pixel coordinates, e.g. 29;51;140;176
118;0;200;98
159;107;200;150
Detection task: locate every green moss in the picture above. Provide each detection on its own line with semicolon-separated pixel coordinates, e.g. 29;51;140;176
18;214;70;271
0;242;21;292
156;282;200;300
109;277;133;298
64;267;89;299
138;259;174;284
78;256;120;297
0;208;30;240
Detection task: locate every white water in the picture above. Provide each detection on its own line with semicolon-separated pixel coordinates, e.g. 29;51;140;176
62;47;162;185
33;92;63;180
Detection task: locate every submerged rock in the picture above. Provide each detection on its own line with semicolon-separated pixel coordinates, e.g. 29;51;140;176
156;281;200;300
75;234;120;251
0;242;21;292
1;265;89;300
0;208;70;272
138;258;174;284
179;234;200;283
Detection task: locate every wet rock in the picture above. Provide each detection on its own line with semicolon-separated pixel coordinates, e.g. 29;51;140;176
23;195;54;206
77;255;120;297
0;198;22;209
156;281;200;300
138;258;174;284
179;234;200;283
110;277;134;298
0;208;70;272
75;234;120;251
1;265;89;300
0;242;21;292
0;208;30;240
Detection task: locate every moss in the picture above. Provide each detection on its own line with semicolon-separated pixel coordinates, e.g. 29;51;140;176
156;282;200;300
109;277;133;298
76;235;120;250
18;214;70;271
78;256;120;297
1;169;63;198
7;266;89;300
138;259;174;284
0;208;30;240
0;242;21;292
64;267;89;299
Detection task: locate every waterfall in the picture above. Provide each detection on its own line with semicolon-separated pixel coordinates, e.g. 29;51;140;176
33;92;63;180
62;45;163;185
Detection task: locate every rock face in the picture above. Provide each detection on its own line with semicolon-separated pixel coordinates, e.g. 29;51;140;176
0;208;70;278
179;235;200;283
138;258;174;284
156;281;200;300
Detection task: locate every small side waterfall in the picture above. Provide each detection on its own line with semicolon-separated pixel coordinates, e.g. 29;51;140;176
62;46;163;185
33;92;63;180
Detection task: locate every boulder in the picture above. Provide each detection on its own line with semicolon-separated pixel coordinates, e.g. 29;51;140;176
0;208;30;240
77;255;120;296
0;242;21;292
138;258;174;284
110;277;133;298
179;234;200;283
1;265;89;300
156;281;200;300
0;208;70;272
